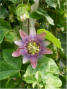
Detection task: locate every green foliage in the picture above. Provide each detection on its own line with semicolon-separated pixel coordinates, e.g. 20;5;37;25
0;19;11;43
5;31;19;42
16;4;30;21
24;56;62;88
30;8;54;25
0;0;66;88
3;49;21;69
37;29;61;48
0;49;21;80
9;0;22;4
0;7;8;19
45;0;57;8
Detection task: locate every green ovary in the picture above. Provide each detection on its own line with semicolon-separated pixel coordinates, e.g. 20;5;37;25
27;41;40;55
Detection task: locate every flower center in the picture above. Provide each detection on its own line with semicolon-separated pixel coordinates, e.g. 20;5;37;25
27;41;40;55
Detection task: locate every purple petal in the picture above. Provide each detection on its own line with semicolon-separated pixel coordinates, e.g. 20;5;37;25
19;30;28;40
30;57;38;69
42;48;53;54
38;32;46;40
20;48;27;55
23;56;29;64
14;40;23;47
12;49;21;57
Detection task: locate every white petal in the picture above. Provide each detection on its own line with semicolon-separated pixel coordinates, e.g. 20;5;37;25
14;40;22;47
22;56;29;64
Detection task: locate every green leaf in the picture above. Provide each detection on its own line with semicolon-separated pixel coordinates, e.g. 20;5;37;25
56;9;66;29
24;56;62;88
45;85;60;89
37;29;61;48
30;9;54;25
0;60;20;80
32;82;37;88
45;74;62;87
5;31;19;42
44;13;54;25
57;32;66;53
45;0;57;8
37;9;54;25
0;49;21;80
24;56;59;81
35;71;42;82
16;4;30;21
0;19;11;43
3;49;21;69
0;7;8;19
30;12;42;19
24;75;36;83
0;70;19;80
8;0;21;4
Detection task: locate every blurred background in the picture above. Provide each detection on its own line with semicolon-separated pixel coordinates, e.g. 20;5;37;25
0;0;66;88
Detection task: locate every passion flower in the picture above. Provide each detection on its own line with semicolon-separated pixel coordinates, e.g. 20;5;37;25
12;30;53;69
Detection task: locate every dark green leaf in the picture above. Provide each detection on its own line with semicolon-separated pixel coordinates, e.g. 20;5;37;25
0;49;21;80
36;9;54;25
3;49;21;69
30;9;54;25
0;60;20;80
8;0;21;4
0;7;8;19
30;12;42;19
45;0;57;8
0;19;11;43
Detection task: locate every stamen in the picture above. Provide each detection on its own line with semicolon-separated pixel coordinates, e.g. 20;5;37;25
27;41;40;55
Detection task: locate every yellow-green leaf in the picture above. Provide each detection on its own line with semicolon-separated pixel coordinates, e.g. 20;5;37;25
37;29;61;48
